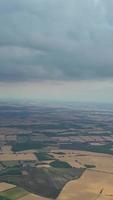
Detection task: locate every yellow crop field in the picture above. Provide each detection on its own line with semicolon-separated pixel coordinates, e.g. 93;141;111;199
51;150;113;172
0;152;37;161
98;197;113;200
58;170;113;200
0;182;16;192
19;193;50;200
50;150;113;200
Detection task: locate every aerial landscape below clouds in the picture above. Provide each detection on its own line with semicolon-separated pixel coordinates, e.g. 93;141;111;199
1;1;113;200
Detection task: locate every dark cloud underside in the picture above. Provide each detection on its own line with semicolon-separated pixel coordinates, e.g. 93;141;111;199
0;0;113;82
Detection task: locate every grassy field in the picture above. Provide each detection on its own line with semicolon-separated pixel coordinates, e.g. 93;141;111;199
0;196;10;200
0;166;22;176
0;161;19;168
50;160;72;168
35;152;54;161
0;187;28;200
0;166;84;199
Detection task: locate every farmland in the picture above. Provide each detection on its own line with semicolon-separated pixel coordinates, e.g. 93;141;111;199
0;102;113;199
0;186;28;200
0;152;37;161
18;194;50;200
0;182;16;192
58;170;113;200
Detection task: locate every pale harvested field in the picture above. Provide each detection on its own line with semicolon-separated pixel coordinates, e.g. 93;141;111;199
18;193;50;200
51;150;113;172
0;145;12;153
58;170;113;200
18;150;37;154
37;164;50;168
0;152;37;161
98;197;113;200
0;182;16;192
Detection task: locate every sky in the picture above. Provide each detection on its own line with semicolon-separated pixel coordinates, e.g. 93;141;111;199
0;0;113;102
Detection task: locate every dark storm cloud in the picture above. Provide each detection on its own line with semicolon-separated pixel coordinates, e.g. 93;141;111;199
0;0;113;81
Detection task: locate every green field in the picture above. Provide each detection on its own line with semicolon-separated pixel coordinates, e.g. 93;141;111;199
0;187;28;200
0;166;84;199
35;152;54;161
0;166;21;176
0;196;10;200
50;160;72;168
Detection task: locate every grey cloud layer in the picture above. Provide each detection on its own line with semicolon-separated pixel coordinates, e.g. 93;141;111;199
0;0;113;81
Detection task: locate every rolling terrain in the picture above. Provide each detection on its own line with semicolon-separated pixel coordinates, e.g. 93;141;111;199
0;102;113;199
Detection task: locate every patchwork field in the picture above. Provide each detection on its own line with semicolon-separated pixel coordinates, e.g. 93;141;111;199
0;166;84;199
48;150;113;199
51;150;113;172
0;186;28;200
0;103;113;199
0;183;49;200
1;149;113;199
0;182;16;192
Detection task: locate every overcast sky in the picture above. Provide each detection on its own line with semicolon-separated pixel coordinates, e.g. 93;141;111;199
0;0;113;102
